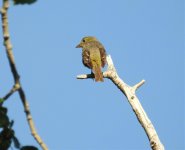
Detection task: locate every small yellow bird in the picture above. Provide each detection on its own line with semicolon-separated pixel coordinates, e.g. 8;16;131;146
76;36;107;82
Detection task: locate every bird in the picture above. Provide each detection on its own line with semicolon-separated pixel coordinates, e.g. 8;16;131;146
76;36;107;82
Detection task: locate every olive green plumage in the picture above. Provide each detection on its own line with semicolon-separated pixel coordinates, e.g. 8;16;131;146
76;36;107;82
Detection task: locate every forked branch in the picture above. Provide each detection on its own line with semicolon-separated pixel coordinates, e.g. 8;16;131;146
0;0;48;150
77;55;164;150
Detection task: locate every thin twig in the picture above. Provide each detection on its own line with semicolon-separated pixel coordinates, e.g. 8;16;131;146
0;0;48;150
132;79;145;93
77;55;165;150
2;82;20;100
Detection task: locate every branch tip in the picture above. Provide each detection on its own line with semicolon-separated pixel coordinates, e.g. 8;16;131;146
133;79;145;91
77;73;94;79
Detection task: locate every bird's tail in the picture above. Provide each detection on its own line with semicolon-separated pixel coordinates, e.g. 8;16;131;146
92;63;103;82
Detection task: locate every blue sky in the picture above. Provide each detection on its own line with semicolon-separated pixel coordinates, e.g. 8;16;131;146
0;0;184;149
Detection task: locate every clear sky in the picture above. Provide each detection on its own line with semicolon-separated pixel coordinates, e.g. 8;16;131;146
0;0;184;150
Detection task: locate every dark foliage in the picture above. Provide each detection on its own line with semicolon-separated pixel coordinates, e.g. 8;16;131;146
0;105;38;150
13;0;37;5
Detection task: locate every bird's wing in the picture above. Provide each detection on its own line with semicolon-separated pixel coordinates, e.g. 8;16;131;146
82;48;91;68
99;47;107;67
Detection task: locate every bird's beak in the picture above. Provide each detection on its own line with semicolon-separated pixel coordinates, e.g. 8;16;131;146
76;43;82;48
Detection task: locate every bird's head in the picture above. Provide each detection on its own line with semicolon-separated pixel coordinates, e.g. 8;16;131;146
76;36;98;48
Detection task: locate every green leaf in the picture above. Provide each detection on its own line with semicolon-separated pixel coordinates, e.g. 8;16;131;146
0;115;9;128
0;106;9;128
0;106;7;114
21;146;38;150
12;136;21;149
0;128;14;150
9;120;14;128
0;98;4;103
0;138;11;150
13;0;37;5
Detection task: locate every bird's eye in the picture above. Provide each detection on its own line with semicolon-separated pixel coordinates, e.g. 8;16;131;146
82;39;85;42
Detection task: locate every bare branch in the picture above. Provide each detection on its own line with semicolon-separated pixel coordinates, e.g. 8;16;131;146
106;55;116;72
2;82;20;100
133;79;145;92
76;55;164;150
0;1;48;150
77;73;94;79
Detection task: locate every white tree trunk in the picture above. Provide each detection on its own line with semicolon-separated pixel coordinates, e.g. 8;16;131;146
77;55;164;150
